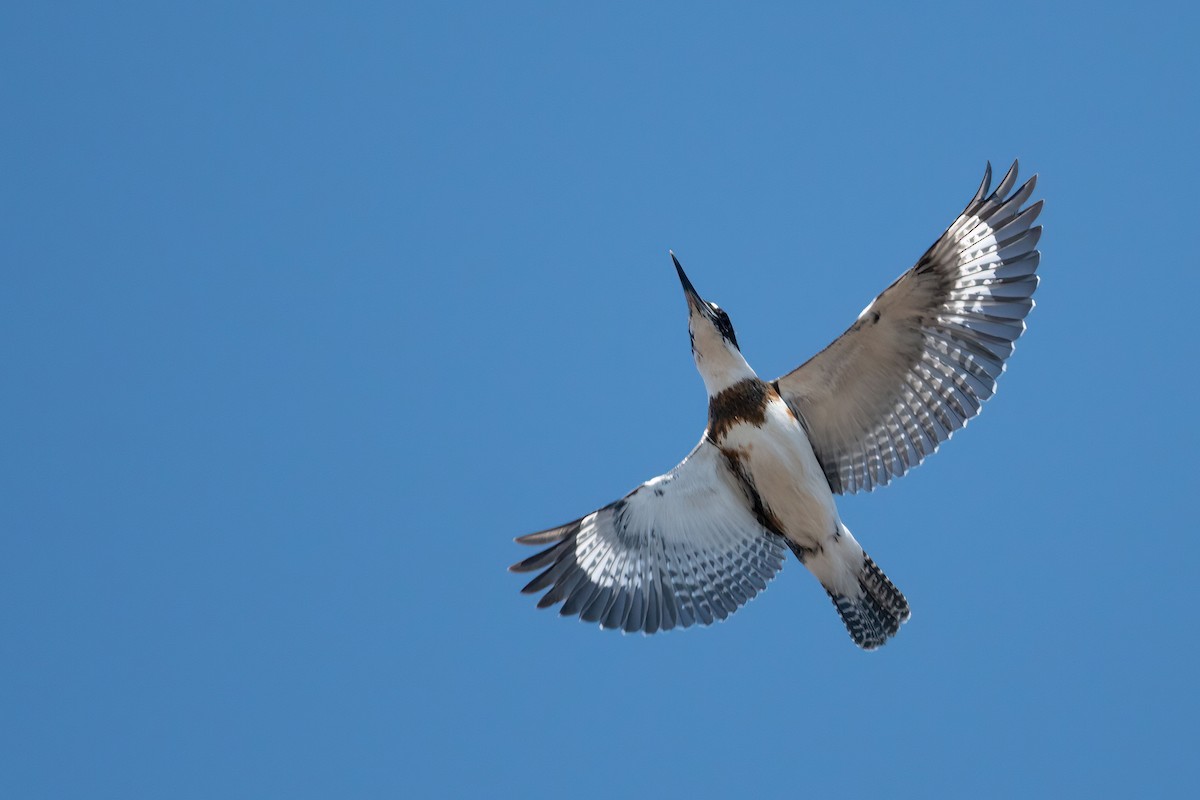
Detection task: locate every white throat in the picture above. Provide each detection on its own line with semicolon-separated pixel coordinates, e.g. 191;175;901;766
691;327;757;396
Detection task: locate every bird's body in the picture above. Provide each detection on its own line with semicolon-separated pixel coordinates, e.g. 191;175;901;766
705;377;910;646
512;161;1041;648
712;380;850;591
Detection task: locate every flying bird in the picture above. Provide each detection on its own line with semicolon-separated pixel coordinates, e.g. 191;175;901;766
510;161;1041;648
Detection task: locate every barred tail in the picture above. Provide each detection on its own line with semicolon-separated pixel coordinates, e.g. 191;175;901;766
828;553;910;650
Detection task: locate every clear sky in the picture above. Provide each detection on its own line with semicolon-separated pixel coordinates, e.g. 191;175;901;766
3;2;1198;798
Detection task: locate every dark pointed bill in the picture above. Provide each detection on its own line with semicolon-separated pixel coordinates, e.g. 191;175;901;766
671;251;706;312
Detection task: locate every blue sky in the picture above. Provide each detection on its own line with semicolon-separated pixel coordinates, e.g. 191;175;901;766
3;2;1198;797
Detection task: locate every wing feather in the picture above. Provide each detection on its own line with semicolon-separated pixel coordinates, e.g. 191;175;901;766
775;161;1041;494
511;439;787;632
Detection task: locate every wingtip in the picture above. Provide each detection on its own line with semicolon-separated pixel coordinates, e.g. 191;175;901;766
514;523;574;546
972;161;993;205
994;160;1020;199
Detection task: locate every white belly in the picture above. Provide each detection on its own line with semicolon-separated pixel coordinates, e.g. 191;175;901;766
720;396;866;595
720;397;838;549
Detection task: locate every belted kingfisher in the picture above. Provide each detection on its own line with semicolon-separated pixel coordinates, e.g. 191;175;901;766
511;161;1041;649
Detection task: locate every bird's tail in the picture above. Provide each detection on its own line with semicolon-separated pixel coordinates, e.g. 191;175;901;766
827;553;910;650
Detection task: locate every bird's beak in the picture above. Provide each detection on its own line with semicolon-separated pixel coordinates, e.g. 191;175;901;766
671;251;706;313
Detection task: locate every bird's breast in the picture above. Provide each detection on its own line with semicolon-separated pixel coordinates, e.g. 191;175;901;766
718;397;838;545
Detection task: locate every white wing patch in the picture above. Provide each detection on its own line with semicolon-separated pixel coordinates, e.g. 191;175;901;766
511;440;787;633
775;161;1042;494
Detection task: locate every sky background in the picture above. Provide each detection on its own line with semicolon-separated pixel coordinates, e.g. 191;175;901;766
3;2;1198;798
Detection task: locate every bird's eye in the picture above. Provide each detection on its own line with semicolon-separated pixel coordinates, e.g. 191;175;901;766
710;307;738;349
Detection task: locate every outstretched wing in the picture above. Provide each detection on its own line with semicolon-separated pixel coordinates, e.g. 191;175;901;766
774;160;1042;494
511;439;787;633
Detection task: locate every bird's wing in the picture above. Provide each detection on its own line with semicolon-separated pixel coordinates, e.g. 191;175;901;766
511;438;787;633
774;161;1041;494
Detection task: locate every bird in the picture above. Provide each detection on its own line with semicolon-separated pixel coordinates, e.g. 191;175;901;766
510;161;1041;649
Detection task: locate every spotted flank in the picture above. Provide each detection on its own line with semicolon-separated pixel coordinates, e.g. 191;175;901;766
827;554;911;650
775;161;1041;494
510;440;787;633
513;160;1041;648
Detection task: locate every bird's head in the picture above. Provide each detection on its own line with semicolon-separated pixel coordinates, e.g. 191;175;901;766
672;252;757;395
